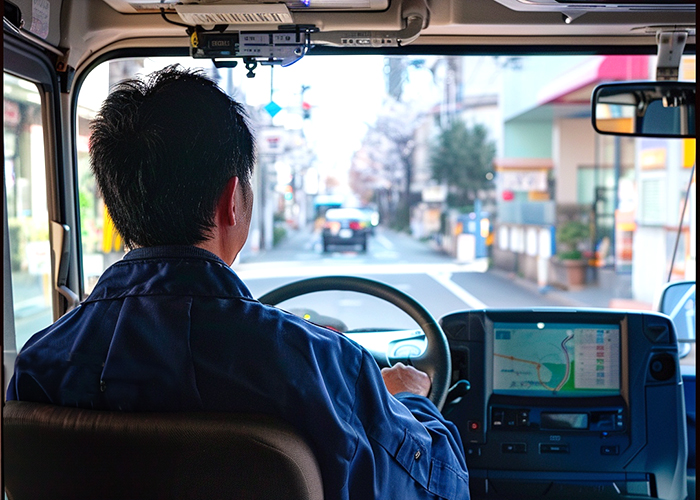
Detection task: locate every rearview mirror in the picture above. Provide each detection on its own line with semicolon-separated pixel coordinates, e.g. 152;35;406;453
658;281;695;358
592;81;696;138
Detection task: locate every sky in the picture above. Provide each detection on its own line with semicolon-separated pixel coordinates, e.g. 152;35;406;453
79;54;396;192
229;55;389;176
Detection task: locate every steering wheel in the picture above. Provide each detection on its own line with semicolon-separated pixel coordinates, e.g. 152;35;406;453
258;276;451;410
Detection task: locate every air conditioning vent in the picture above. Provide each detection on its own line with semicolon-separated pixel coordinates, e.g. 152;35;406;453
103;0;389;14
174;4;294;25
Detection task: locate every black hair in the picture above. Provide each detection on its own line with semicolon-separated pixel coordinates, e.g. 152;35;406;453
89;64;256;248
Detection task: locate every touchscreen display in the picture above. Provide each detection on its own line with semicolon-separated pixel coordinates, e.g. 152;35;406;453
493;322;620;397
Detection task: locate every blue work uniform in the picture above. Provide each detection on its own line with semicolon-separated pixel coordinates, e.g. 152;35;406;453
7;246;470;500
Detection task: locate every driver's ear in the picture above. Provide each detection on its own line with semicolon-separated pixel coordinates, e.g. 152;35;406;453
218;176;240;227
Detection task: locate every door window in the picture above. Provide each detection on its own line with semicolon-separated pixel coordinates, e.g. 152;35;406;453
4;73;52;350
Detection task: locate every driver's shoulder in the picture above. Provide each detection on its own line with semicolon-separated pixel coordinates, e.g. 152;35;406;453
246;301;364;354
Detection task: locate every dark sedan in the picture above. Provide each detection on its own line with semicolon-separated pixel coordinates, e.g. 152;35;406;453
322;208;370;253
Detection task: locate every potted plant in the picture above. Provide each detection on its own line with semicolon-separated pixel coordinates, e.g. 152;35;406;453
553;220;590;289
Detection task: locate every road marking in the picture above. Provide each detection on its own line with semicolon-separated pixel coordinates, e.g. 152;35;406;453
374;234;394;249
428;271;488;309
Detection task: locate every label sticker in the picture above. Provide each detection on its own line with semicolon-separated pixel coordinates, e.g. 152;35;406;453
30;0;50;39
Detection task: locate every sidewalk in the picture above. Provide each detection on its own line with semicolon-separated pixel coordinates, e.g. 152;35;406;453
488;267;653;310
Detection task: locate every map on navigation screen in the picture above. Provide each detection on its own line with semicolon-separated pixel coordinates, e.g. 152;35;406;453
493;322;621;397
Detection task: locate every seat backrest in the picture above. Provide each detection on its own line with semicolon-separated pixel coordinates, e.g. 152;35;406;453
3;400;324;500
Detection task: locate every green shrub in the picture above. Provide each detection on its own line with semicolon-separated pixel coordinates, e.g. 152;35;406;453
273;225;287;246
557;249;583;260
556;221;589;260
7;219;24;271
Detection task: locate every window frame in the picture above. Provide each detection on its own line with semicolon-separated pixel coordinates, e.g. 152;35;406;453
3;31;73;389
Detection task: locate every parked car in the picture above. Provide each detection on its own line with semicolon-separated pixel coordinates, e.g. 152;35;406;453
322;207;370;252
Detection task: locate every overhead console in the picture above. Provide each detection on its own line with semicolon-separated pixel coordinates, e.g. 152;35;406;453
187;15;423;74
136;0;428;76
441;309;687;500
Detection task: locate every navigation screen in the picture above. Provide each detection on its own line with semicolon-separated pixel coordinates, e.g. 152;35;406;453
493;322;621;397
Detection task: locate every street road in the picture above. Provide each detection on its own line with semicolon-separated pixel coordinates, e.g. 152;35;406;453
237;226;566;332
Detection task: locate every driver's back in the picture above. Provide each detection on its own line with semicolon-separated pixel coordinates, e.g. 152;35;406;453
7;245;470;500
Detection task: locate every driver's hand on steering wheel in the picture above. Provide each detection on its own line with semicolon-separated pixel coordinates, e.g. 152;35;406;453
381;362;431;398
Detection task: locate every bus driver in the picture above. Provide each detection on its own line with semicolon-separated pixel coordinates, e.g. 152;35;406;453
7;65;470;500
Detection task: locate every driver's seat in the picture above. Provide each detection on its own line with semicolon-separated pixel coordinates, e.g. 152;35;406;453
3;400;324;500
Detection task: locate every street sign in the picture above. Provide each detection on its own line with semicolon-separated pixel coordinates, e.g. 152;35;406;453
265;101;282;118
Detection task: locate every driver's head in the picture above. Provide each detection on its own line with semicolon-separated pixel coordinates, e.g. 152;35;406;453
89;64;256;249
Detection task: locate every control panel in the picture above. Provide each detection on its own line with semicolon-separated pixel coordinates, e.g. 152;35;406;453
440;309;687;500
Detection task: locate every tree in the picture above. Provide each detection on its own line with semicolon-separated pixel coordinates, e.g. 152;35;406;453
349;99;418;231
430;120;495;210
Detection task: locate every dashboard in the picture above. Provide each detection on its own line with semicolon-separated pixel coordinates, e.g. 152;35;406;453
440;309;687;500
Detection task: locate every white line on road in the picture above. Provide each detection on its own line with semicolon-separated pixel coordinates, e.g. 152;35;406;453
374;234;394;250
428;272;488;309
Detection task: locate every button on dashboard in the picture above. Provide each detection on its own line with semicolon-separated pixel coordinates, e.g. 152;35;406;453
540;444;569;453
467;446;482;457
517;410;529;426
502;443;527;453
601;445;619;455
492;410;504;427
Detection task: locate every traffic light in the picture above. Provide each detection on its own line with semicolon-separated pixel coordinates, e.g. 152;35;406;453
302;101;311;119
284;184;293;201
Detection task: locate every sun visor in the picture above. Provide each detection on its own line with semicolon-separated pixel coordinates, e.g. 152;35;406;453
490;0;695;23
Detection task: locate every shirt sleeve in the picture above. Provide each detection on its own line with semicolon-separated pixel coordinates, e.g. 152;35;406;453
348;350;470;500
6;374;18;400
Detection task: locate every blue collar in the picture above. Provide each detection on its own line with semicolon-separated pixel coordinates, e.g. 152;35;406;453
124;245;228;266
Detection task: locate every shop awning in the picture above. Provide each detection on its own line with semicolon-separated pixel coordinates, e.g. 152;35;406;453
537;55;650;106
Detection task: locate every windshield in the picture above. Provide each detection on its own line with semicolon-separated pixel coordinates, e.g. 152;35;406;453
69;53;695;359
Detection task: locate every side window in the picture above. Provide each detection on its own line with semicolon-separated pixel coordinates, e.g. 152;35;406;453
77;57;235;292
77;61;142;294
3;73;52;350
